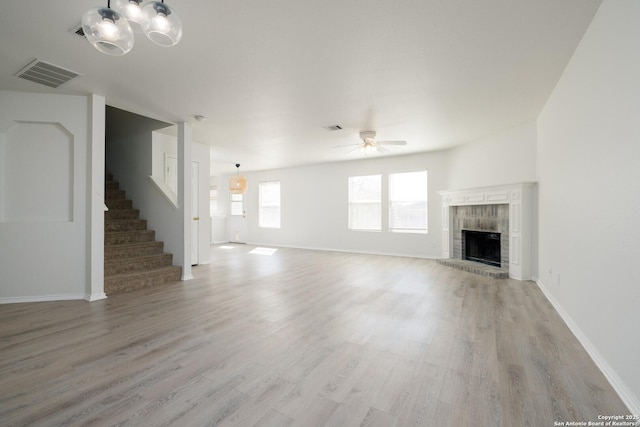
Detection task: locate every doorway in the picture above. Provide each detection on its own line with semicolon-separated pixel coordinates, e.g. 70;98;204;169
229;193;246;243
191;162;199;265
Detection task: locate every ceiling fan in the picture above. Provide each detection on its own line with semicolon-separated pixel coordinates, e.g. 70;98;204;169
335;131;407;155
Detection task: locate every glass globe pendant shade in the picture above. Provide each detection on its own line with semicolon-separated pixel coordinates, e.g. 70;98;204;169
141;1;183;47
112;0;144;32
82;6;134;56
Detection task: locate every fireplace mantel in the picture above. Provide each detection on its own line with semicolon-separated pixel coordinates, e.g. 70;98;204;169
438;183;535;280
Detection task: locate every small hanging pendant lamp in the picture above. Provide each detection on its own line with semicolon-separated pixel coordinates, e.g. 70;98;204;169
112;0;145;32
141;0;183;47
229;164;248;194
82;0;134;56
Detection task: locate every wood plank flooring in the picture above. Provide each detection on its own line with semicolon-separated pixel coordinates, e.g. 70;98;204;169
0;245;631;426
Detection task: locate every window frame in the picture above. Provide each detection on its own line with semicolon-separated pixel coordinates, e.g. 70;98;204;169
258;180;281;229
348;174;382;232
388;170;428;233
230;193;243;216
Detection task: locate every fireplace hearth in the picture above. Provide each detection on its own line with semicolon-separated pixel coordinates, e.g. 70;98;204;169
438;183;535;280
463;230;501;267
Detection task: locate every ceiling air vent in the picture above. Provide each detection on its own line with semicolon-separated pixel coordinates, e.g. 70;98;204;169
15;59;82;89
72;25;86;38
324;125;343;131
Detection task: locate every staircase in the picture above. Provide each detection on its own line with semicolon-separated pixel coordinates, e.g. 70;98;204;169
104;174;182;295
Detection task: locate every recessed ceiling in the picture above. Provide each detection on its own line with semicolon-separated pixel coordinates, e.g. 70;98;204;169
0;0;602;175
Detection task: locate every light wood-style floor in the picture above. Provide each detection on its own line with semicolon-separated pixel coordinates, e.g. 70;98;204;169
0;245;630;426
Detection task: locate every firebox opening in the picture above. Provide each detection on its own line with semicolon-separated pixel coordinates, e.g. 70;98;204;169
463;230;501;268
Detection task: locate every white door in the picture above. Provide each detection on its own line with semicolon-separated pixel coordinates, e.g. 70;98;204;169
229;193;247;243
191;162;199;265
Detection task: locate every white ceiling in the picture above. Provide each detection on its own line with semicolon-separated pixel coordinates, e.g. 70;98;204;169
0;0;601;175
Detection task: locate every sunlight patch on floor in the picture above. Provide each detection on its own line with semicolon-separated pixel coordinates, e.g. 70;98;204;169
249;247;278;256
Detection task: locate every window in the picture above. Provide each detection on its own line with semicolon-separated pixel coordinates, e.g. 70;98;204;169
389;170;428;233
209;186;218;215
230;193;243;216
348;174;381;231
259;181;281;228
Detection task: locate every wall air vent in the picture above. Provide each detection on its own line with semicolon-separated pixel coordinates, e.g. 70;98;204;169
323;125;343;131
15;59;82;89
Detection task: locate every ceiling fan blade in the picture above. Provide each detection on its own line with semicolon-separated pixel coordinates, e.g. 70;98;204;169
333;143;362;148
376;145;391;153
346;146;364;156
377;140;407;146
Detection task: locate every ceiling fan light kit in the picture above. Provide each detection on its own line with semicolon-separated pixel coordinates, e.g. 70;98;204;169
82;0;182;56
335;130;407;156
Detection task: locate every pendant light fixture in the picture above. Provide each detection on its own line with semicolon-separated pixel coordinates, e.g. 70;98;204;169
82;0;182;55
112;0;144;32
141;0;183;47
229;164;248;195
82;0;134;56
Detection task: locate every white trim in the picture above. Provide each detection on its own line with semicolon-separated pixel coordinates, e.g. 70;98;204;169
438;182;535;280
85;292;107;302
536;279;640;416
0;294;86;304
148;175;178;207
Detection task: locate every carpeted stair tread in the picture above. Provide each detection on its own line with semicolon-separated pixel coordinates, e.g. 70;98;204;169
104;174;182;295
106;189;126;200
105;208;140;220
105;219;148;232
105;199;133;210
104;266;182;295
105;241;164;260
104;230;156;245
105;253;173;276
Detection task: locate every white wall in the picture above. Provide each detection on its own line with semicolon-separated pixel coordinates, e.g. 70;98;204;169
446;121;537;190
209;176;228;244
537;0;640;413
231;151;448;258
151;131;211;265
444;122;539;277
0;90;104;302
106;114;184;264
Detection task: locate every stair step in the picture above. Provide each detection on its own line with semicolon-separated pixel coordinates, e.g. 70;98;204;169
104;174;181;295
105;209;140;220
106;189;125;200
105;199;133;210
105;253;173;276
105;219;147;232
105;230;156;245
105;181;119;191
105;266;182;295
105;241;164;260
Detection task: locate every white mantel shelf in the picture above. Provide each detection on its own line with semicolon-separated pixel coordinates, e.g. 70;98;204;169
438;182;536;281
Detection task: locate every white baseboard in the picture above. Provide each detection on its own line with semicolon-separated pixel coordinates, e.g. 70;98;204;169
85;292;107;302
536;279;640;415
0;294;86;304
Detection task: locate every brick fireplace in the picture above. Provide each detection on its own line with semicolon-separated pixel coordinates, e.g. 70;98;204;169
453;204;509;269
439;183;534;280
